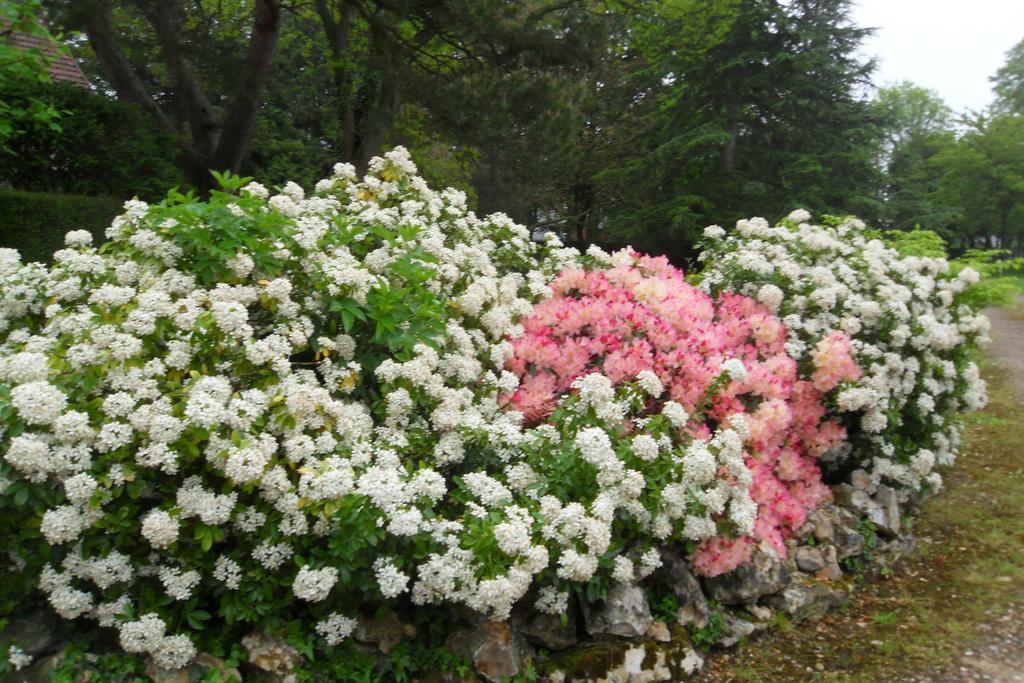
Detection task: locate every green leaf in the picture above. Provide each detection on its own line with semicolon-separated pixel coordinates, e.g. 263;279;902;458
13;486;29;506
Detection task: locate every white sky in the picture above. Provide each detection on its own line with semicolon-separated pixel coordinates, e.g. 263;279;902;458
851;0;1024;113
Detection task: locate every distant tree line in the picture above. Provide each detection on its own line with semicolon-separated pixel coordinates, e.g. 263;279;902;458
2;0;1023;259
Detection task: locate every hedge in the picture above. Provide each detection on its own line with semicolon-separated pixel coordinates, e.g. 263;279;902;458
0;82;183;200
0;188;121;263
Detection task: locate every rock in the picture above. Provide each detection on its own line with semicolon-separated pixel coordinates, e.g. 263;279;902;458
876;534;916;566
9;648;67;683
795;546;826;573
547;642;700;683
446;621;534;683
835;485;892;532
581;583;653;639
703;548;790;605
595;644;674;682
873;485;902;537
546;639;705;682
782;538;799;574
746;604;773;621
834;522;866;560
510;595;578;651
241;632;302;682
849;469;874;492
831;484;857;508
0;612;59;658
144;662;189;683
716;615;761;648
764;578;847;621
808;508;836;544
645;620;671;643
148;658;240;683
814;544;844;582
655;548;710;628
843;488;878;516
679;646;705;675
355;611;415;654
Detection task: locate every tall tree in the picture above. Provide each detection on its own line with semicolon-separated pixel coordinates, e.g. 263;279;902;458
597;0;883;258
992;35;1024;115
49;0;283;190
933;114;1024;251
872;82;957;232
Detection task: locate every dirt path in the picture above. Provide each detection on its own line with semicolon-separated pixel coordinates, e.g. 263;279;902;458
695;303;1024;682
982;301;1024;403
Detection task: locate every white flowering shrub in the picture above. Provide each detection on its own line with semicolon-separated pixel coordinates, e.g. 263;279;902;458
0;149;582;667
699;211;989;495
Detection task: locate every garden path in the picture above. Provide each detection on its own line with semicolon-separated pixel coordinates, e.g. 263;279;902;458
695;300;1024;682
980;300;1024;403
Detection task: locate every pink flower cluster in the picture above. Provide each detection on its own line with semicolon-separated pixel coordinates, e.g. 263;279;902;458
810;331;861;392
506;252;862;576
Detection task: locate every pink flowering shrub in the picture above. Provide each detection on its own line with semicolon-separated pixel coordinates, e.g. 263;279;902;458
505;252;861;575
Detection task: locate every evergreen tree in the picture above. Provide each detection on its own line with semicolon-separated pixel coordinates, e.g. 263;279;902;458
598;0;883;258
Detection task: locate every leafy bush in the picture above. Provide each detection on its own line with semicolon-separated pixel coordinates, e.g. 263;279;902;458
950;249;1024;309
0;81;182;200
700;210;988;495
0;188;122;264
883;229;1024;308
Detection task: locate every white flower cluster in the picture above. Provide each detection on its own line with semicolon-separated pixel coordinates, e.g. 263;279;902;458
700;211;988;493
0;148;584;666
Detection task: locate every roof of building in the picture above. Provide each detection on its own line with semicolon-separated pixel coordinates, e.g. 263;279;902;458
5;28;91;88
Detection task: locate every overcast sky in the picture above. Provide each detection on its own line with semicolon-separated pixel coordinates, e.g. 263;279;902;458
850;0;1024;113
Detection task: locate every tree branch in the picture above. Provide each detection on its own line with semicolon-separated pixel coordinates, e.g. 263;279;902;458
80;0;198;162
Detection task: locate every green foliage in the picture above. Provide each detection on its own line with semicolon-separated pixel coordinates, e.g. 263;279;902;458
49;641;149;682
0;0;63;153
0;187;121;263
648;587;681;624
952;249;1024;308
841;519;879;576
688;600;727;650
872;82;959;234
883;228;949;258
0;81;182;199
598;0;884;256
932;114;1024;251
992;36;1024;115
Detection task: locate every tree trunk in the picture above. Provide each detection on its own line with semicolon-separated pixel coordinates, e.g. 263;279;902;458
205;0;283;190
82;0;282;193
570;181;595;247
724;85;742;171
351;26;402;173
136;0;218;156
314;0;357;163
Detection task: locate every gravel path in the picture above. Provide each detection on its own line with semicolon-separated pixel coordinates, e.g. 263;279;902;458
893;602;1024;683
894;302;1024;683
980;301;1024;403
